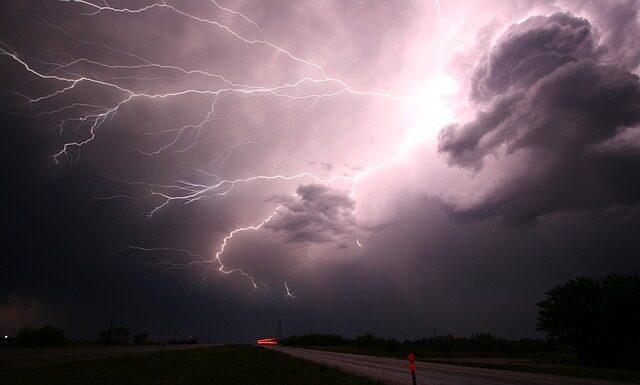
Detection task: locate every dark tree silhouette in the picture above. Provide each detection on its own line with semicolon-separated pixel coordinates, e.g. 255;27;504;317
537;273;640;368
133;333;150;345
282;333;562;354
15;326;67;346
283;334;349;347
100;326;130;344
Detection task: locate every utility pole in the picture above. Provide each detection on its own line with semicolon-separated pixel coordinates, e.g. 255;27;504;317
276;320;282;341
105;316;115;344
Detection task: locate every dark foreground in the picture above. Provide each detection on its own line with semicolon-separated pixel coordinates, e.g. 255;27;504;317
0;345;380;385
0;344;213;369
271;346;633;385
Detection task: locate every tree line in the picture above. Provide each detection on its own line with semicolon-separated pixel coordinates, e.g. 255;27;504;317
284;273;640;369
283;333;571;354
1;326;194;347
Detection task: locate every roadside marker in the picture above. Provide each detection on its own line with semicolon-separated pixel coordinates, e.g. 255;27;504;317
408;353;417;385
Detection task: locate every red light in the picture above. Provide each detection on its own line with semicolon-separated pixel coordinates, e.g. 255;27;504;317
257;337;279;345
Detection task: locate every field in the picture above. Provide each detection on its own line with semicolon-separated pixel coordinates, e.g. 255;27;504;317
0;345;381;385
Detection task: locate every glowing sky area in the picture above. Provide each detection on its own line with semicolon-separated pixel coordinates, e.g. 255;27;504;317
2;0;640;341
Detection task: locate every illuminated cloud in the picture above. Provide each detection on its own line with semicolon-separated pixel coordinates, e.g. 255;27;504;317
438;12;640;223
266;184;358;244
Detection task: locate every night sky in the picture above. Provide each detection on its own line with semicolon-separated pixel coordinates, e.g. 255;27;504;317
2;0;640;343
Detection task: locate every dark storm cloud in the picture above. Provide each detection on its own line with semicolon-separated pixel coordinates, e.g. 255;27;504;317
3;0;640;345
570;0;640;71
469;13;600;102
439;12;640;223
2;0;399;342
266;184;357;243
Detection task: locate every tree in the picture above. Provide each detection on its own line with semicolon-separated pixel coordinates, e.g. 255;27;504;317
15;326;67;346
99;326;130;344
537;273;640;368
355;333;386;350
133;333;150;345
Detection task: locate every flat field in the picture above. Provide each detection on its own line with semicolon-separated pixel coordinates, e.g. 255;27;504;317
0;345;381;385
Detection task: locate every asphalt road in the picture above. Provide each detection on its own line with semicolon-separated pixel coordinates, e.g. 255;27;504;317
0;344;214;369
269;346;628;385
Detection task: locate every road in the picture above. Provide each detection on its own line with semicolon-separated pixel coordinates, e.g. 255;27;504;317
269;346;627;385
0;344;214;369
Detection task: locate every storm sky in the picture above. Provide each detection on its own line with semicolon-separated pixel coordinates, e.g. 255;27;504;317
2;0;640;342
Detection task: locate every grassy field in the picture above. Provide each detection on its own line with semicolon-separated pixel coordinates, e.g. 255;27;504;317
0;345;381;385
295;346;640;384
425;358;640;384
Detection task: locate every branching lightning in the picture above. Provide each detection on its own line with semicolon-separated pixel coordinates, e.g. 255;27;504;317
210;206;282;290
1;0;456;296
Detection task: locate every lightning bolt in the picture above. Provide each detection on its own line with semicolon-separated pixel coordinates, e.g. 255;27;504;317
433;0;471;43
211;206;281;290
284;281;296;299
1;0;456;291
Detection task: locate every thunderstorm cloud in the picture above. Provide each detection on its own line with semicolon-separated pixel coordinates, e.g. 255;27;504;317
266;184;358;244
2;0;639;342
438;12;640;223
